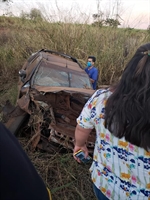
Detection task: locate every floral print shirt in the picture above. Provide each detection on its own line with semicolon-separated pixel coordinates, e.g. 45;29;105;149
77;89;150;200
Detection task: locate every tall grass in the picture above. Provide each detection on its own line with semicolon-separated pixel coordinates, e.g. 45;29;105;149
0;15;150;200
0;15;149;87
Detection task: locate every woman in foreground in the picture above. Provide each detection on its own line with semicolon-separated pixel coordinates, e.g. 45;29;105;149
73;43;150;200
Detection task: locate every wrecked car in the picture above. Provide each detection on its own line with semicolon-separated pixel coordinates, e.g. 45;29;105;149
3;49;97;153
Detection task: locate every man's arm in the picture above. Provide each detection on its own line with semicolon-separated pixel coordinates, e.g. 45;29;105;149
91;68;98;83
90;78;95;83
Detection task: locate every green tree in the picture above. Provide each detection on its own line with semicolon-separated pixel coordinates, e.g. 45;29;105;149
29;8;43;21
105;18;121;27
92;12;105;27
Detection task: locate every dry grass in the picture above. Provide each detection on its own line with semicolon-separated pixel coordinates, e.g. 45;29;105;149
18;137;96;200
0;15;150;200
0;16;149;88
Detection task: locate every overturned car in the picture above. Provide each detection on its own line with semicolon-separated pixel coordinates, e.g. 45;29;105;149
3;49;97;153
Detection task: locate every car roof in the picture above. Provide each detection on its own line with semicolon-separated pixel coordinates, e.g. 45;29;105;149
41;51;85;73
19;49;93;93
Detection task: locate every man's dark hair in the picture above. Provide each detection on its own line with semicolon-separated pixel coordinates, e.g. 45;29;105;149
105;43;150;151
88;56;96;62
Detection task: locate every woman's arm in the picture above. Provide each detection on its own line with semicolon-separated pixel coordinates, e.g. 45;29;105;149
73;124;92;162
73;89;101;162
75;124;92;147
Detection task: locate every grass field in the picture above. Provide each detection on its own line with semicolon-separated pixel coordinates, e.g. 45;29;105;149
0;15;149;200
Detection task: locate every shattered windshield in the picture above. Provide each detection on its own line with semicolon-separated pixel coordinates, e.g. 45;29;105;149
33;65;92;89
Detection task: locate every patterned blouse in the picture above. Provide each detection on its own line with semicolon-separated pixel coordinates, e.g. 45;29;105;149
77;89;150;200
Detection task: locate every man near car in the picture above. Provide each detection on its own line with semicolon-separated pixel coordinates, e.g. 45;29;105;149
85;56;98;90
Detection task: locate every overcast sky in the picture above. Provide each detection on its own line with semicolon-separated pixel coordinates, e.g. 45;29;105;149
0;0;149;29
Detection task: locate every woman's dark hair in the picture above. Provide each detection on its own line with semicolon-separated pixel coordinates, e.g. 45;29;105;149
105;43;150;151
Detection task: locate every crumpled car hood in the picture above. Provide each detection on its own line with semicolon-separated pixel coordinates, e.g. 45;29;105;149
16;87;96;153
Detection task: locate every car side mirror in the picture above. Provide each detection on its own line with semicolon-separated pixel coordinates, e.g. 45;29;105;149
19;70;26;83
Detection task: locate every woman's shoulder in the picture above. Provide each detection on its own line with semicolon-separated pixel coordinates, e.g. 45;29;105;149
93;88;112;99
86;88;111;109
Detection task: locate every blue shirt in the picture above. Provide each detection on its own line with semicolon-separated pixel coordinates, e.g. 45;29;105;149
85;67;98;90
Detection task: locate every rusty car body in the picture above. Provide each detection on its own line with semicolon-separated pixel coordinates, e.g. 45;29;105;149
3;49;96;153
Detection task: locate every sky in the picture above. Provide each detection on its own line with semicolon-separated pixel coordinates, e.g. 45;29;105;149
0;0;150;29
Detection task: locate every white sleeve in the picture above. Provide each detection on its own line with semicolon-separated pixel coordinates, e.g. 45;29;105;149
76;89;106;129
